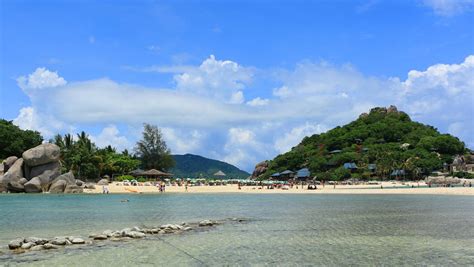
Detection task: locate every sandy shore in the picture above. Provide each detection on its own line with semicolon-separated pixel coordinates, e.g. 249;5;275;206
84;182;474;196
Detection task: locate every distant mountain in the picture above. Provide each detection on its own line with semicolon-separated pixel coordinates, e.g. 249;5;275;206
170;154;250;179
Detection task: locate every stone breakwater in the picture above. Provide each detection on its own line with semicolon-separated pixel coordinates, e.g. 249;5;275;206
4;218;248;254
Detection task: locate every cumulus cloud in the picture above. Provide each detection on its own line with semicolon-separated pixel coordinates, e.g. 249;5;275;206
17;67;67;96
422;0;474;16
12;55;474;171
246;97;269;106
274;123;328;153
173;55;254;100
90;125;131;152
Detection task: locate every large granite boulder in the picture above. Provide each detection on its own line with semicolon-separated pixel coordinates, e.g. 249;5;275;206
24;168;60;193
49;171;82;193
3;156;18;172
24;177;42;193
1;158;24;192
28;161;61;180
251;161;269;179
49;180;67;193
22;143;60;167
0;175;6;192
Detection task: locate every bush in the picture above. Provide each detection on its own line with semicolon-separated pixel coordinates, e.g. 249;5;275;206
453;172;474;179
137;177;147;183
116;175;134;181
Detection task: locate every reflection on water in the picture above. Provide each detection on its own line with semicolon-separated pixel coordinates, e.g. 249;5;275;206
0;194;473;266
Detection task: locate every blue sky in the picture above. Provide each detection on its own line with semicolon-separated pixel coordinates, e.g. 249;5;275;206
1;0;473;172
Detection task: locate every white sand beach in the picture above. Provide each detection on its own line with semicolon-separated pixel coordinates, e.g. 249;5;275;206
84;182;474;196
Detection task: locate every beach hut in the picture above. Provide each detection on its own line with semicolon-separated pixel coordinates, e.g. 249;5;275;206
280;170;294;180
270;172;281;180
390;169;405;180
296;168;311;181
213;170;226;177
343;163;358;170
141;169;173;181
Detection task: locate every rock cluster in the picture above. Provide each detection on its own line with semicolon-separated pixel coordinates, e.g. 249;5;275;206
0;143;83;193
5;219;236;253
251;161;269;179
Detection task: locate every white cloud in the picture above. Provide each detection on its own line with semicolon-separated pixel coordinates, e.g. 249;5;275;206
246;97;269;106
161;128;204;154
17;67;67;96
229;91;245;104
173;55;254;100
90;125;131;152
422;0;474;16
274;123;328;153
13;55;474;171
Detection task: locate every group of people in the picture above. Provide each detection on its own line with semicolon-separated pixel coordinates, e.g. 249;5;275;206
157;182;166;192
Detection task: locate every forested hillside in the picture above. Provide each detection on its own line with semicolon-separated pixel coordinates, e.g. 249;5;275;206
258;106;466;180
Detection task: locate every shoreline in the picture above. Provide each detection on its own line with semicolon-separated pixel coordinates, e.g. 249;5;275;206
83;182;474;196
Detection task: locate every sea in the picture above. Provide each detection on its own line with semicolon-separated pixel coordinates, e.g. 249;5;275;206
0;193;473;266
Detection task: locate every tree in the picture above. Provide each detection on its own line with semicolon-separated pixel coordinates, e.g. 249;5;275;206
0;119;43;159
135;123;175;171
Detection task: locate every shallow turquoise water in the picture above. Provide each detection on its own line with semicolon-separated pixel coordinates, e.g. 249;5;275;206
0;194;473;266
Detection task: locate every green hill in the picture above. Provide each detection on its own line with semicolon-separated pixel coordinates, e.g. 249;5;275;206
171;154;250;179
256;106;466;180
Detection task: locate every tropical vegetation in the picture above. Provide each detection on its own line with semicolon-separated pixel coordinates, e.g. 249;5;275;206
0;119;42;160
259;106;467;180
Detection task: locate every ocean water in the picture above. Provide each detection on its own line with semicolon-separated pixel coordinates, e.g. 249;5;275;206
0;193;473;266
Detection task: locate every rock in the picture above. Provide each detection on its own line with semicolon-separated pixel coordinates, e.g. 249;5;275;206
76;179;84;186
0;175;6;192
359;112;369;119
24;177;42;193
132;226;143;232
111;231;122;238
7;179;25;193
0;164;3;175
43;243;59;249
97;179;109;185
251;161;269;179
49;180;67;193
199;220;216;227
28;161;61;180
127;231;145;238
3;156;18;172
387;105;398;113
2;158;24;192
50;238;68;246
30;245;44;251
184;227;193;231
92;234;108;240
8;238;23;249
24;237;48;245
71;238;85;244
64;184;83;193
21;242;35;249
25;168;61;193
19;178;28;185
103;230;114;237
22;143;60;167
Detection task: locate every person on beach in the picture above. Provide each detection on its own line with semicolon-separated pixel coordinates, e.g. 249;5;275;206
185;182;188;192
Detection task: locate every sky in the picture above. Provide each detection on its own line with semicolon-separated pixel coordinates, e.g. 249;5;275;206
1;0;473;172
